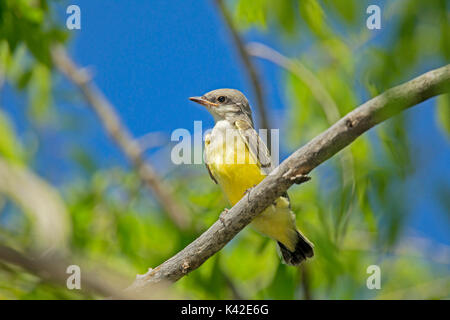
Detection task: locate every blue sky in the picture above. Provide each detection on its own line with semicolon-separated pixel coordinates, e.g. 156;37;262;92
2;0;449;245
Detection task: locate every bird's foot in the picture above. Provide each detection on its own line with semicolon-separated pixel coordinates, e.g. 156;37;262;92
243;184;257;197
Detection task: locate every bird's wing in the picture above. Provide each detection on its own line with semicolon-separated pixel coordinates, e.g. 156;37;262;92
234;119;273;175
235;119;291;206
204;133;218;184
205;162;218;184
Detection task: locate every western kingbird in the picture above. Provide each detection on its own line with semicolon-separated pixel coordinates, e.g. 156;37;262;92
190;88;314;265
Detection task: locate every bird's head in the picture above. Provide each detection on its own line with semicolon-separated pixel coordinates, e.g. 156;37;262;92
189;88;253;125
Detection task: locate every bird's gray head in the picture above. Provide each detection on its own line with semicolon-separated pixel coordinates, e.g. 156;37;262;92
189;88;253;125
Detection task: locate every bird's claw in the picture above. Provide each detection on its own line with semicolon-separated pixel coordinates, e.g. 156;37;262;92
243;184;257;196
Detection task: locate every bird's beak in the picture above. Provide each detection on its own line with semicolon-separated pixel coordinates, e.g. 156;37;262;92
189;96;219;107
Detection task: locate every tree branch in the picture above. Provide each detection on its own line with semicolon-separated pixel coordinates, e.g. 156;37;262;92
0;245;127;299
128;64;449;291
300;265;312;300
215;0;271;132
50;46;191;230
0;158;71;251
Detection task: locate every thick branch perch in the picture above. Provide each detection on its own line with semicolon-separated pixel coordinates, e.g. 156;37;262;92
129;64;449;291
51;46;191;230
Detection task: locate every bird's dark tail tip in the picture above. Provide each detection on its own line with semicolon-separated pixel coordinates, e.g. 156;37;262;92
278;231;314;266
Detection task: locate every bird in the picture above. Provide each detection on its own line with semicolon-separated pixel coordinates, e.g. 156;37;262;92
189;88;314;265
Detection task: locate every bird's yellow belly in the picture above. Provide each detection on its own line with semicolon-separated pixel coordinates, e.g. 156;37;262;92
212;162;264;205
206;136;297;250
207;138;264;205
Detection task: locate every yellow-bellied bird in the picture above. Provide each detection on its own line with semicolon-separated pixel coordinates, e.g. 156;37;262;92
190;89;314;265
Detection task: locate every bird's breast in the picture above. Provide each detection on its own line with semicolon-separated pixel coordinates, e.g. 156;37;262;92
206;121;265;205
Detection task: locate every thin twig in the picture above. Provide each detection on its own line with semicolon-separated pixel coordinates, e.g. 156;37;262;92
223;271;244;300
128;64;450;291
215;0;271;133
247;42;340;124
51;46;191;230
300;265;312;300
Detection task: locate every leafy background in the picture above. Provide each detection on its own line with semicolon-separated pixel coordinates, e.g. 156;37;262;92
0;0;449;299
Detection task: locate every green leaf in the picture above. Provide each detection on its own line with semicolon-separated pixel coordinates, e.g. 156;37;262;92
298;0;327;38
27;63;52;121
323;0;358;25
0;110;25;163
234;0;268;30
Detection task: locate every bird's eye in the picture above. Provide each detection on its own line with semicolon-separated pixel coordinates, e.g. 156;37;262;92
217;96;226;103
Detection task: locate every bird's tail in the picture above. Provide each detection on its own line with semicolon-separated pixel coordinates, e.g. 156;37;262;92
277;230;314;266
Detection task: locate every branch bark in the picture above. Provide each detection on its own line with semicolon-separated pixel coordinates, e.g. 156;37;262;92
128;64;450;291
51;46;191;230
